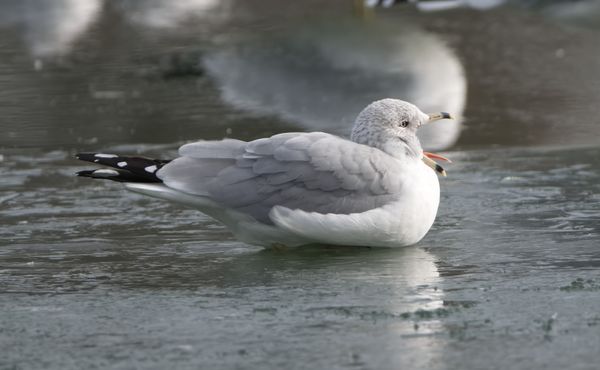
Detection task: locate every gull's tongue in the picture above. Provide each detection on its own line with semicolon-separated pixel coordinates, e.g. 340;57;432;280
423;151;452;163
422;152;449;177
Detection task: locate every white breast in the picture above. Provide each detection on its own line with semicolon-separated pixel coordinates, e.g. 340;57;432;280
268;161;440;247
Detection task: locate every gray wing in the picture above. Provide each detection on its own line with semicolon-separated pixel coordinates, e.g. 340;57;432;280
158;133;405;224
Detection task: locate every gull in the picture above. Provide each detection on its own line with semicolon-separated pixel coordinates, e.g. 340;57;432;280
76;99;452;248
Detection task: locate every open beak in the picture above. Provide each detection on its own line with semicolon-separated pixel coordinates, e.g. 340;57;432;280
421;112;453;176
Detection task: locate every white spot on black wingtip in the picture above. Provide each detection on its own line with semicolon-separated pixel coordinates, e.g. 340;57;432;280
144;165;158;173
92;169;119;177
94;153;118;158
117;161;127;168
94;159;99;163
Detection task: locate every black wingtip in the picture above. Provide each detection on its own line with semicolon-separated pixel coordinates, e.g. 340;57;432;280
75;152;167;183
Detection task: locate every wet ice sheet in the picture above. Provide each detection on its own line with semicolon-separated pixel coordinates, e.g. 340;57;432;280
1;145;599;369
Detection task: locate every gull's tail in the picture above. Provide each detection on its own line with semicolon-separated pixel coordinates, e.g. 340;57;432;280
75;153;170;183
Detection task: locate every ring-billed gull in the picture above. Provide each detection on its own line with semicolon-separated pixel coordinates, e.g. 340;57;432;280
76;99;452;248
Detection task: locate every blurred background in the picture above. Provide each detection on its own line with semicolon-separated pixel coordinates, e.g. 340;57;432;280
2;1;600;369
1;0;600;151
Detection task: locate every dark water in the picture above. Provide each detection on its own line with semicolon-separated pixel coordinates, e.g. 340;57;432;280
2;1;600;369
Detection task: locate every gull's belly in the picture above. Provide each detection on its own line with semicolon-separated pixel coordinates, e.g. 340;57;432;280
262;163;441;248
384;166;440;245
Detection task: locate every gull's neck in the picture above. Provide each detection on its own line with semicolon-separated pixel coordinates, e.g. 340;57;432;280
382;137;422;160
351;128;422;161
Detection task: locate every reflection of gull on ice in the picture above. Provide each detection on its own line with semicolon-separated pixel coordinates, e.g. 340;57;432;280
395;247;445;312
231;247;445;331
203;20;466;151
0;0;101;57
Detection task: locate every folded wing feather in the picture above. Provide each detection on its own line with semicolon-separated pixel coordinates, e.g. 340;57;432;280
158;133;406;224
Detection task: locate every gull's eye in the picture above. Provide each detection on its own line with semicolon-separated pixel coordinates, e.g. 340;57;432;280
400;120;409;128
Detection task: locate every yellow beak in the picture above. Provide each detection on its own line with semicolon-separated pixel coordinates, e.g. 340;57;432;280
427;112;453;123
